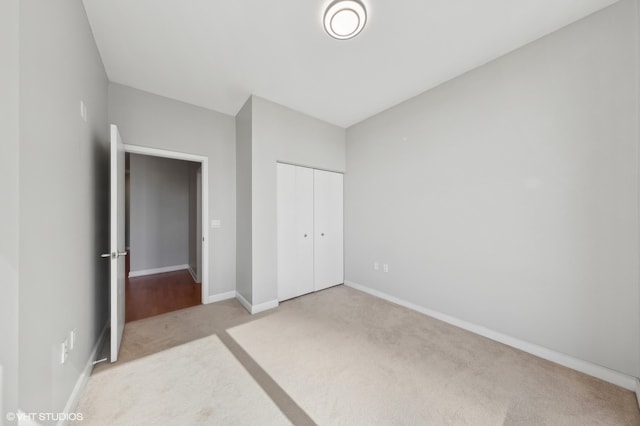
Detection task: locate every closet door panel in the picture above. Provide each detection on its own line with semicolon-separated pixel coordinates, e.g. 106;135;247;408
314;169;344;291
277;163;314;301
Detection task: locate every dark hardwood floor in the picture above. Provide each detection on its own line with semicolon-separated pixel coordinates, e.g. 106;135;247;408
125;255;201;322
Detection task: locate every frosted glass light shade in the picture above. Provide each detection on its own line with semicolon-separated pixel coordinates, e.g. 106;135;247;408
323;0;367;40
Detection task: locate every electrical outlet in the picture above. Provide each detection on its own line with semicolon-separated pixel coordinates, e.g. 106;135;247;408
383;264;389;273
61;339;69;364
69;329;76;351
373;262;379;271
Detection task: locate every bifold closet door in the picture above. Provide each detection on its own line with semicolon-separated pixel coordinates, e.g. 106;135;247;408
314;169;344;291
277;163;314;301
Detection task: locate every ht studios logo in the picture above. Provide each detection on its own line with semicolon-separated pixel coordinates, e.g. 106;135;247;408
6;411;84;422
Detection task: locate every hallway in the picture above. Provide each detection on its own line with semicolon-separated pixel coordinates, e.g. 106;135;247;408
125;254;201;322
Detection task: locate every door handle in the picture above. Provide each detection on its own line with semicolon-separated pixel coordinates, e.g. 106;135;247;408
100;251;128;259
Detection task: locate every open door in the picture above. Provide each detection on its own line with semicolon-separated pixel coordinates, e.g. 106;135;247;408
107;124;126;362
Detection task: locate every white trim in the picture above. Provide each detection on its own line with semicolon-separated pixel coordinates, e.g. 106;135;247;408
235;292;279;315
276;160;345;175
206;291;236;304
123;144;209;305
344;280;639;391
635;378;640;410
251;299;279;314
128;264;189;278
235;292;252;313
57;323;108;426
125;144;208;163
201;157;209;305
187;266;199;283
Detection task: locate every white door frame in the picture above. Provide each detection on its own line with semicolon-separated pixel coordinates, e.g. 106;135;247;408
124;144;210;304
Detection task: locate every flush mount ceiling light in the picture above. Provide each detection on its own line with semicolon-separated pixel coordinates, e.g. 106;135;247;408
323;0;367;40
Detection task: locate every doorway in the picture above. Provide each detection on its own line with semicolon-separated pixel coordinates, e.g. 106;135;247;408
123;144;209;321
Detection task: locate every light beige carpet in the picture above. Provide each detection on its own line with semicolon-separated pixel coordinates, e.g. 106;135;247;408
76;334;290;425
92;298;258;374
229;286;640;425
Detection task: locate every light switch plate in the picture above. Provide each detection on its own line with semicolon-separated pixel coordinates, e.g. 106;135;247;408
80;101;87;122
69;329;76;350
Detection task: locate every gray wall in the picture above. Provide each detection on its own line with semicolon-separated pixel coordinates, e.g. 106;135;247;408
129;154;190;273
18;0;110;417
251;96;346;305
345;0;639;377
236;98;253;302
108;83;236;297
0;0;20;420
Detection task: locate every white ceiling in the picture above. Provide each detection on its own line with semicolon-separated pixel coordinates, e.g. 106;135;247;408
82;0;619;128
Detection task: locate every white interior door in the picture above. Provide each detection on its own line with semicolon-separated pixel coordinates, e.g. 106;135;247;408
277;163;314;301
314;169;344;291
109;124;126;362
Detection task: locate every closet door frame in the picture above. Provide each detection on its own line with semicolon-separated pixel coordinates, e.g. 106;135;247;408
276;161;344;301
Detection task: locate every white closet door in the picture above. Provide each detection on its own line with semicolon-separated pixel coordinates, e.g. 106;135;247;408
314;169;344;291
277;163;314;301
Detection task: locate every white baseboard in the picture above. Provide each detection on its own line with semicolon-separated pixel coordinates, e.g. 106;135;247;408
251;299;279;314
187;266;200;283
57;323;108;426
235;292;279;315
128;264;189;278
635;378;640;410
205;291;236;304
236;292;252;313
344;280;638;391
